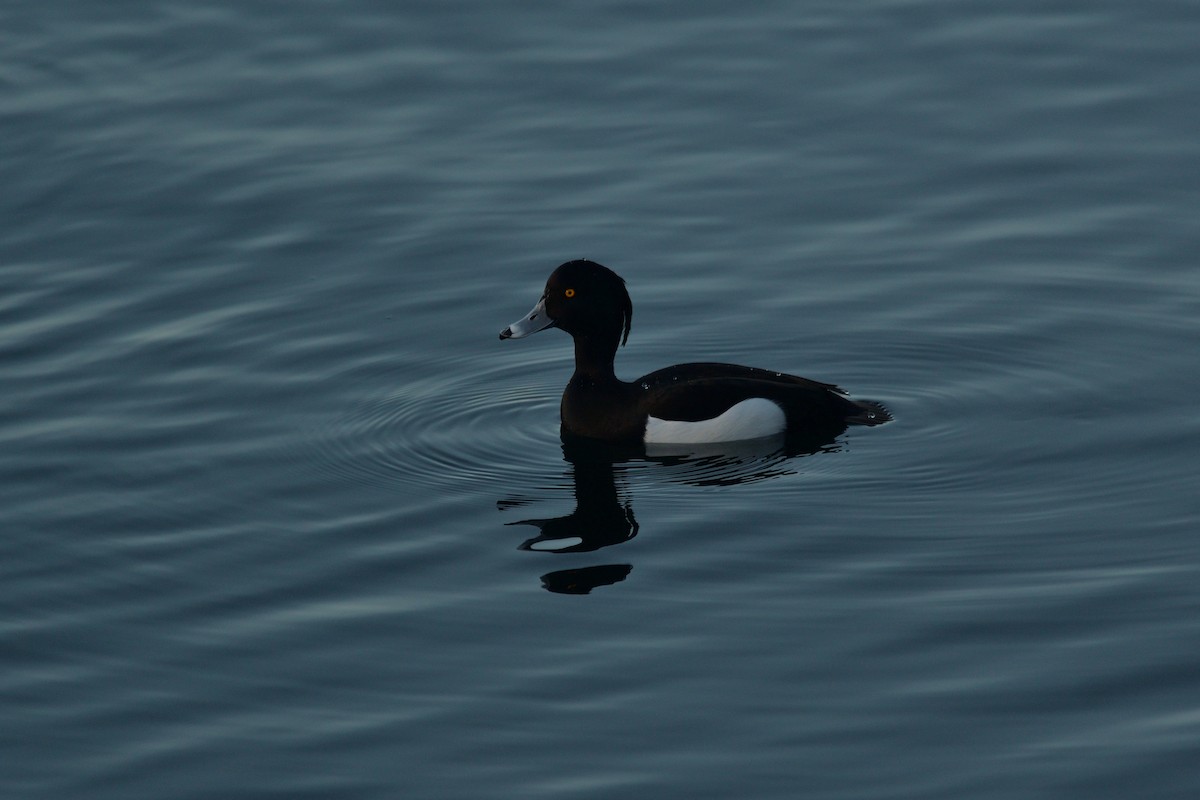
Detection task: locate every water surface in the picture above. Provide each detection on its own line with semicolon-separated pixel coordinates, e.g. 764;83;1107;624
3;2;1199;798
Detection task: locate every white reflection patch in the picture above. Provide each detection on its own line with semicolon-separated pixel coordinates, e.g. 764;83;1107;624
528;537;584;551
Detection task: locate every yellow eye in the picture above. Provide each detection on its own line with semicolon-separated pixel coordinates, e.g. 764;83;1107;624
564;288;576;298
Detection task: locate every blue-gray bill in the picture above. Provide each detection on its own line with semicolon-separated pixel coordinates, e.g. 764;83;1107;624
500;295;555;340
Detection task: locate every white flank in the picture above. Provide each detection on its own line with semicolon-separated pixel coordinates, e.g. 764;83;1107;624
644;397;786;444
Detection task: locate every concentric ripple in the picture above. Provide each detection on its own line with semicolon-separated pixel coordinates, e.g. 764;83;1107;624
309;356;569;496
309;352;854;504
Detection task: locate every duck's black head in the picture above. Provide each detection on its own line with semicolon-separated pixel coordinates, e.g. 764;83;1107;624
500;260;633;350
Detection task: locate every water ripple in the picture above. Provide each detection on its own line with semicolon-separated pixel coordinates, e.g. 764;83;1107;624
309;357;565;495
308;350;858;504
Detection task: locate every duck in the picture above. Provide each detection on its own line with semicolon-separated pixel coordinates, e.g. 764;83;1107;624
499;259;890;446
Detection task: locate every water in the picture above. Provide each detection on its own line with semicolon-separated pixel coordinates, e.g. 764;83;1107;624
3;2;1199;798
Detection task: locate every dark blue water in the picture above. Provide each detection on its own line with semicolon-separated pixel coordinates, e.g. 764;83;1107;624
4;2;1199;798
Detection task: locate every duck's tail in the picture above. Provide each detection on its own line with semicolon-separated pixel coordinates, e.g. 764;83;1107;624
845;397;892;426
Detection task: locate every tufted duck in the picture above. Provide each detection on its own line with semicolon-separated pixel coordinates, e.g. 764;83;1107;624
500;260;890;445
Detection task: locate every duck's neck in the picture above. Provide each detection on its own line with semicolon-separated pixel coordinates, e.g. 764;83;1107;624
571;334;620;383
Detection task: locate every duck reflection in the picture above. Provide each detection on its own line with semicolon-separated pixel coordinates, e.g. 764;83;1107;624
503;425;847;594
509;442;640;555
538;564;633;595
